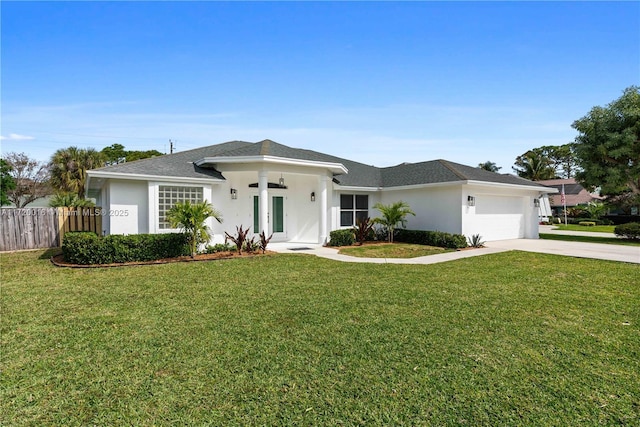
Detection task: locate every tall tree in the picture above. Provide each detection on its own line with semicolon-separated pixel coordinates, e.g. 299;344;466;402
0;159;16;206
101;144;127;165
572;86;640;200
1;152;51;208
126;149;163;162
50;147;105;198
478;161;502;173
512;150;555;181
373;201;415;243
101;144;163;164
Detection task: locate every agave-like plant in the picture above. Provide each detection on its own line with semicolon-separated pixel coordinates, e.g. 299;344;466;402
166;200;222;257
467;234;485;248
259;231;273;254
224;225;251;255
353;217;374;245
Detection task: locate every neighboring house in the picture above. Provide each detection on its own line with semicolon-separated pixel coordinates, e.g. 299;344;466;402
86;139;556;244
537;178;603;216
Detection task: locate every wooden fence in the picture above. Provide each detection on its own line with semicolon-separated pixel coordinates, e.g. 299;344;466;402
0;207;103;251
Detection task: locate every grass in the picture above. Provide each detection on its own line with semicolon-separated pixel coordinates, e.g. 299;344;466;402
551;224;616;233
540;233;640;246
2;249;639;425
338;243;452;258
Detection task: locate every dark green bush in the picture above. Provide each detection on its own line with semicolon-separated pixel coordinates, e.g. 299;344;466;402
204;243;235;253
395;229;468;249
614;222;640;240
329;229;355;247
62;232;190;265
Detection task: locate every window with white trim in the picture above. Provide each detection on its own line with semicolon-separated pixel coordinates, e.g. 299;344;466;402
158;185;203;229
340;194;369;226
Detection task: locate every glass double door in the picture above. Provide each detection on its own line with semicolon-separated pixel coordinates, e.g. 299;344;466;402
253;195;285;239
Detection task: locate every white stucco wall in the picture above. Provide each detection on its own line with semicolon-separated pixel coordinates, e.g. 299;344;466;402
108;179;149;235
212;170;324;244
380;185;463;235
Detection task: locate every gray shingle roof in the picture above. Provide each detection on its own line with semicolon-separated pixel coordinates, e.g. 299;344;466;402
380;159;546;188
90;139;544;189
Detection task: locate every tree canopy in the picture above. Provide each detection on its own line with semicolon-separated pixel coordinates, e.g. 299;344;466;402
512;150;555;181
572;86;640;201
0;159;16;206
50;147;105;199
478;161;501;173
101;144;163;165
1;152;51;208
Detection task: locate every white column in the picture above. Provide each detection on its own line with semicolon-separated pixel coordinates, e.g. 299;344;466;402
319;175;329;244
258;170;269;235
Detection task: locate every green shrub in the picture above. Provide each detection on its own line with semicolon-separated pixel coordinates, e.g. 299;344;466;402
204;243;234;254
62;232;190;265
614;222;640;240
329;229;355;247
578;221;596;227
395;229;468;249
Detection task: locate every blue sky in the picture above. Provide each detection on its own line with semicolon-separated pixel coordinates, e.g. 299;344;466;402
2;1;638;171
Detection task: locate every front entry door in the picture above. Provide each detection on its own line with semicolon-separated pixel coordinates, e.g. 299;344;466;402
253;195;286;240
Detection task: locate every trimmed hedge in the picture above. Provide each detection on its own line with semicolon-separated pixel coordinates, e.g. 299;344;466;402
395;229;468;249
614;222;640;240
62;232;191;265
329;229;355;247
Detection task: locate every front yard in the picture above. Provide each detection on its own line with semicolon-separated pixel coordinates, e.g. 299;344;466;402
2;249;639;425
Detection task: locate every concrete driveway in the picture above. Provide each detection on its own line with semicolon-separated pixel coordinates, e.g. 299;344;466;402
270;226;639;265
485;238;639;264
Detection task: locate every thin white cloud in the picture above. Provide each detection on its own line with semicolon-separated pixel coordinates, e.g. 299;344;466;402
0;133;35;141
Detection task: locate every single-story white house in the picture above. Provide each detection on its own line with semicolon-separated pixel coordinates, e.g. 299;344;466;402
86;139;556;244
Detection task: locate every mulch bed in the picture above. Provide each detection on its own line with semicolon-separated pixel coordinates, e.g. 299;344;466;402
51;251;275;268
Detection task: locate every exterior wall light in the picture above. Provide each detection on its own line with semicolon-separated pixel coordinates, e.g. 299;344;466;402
279;174;285;186
230;188;238;200
467;195;475;207
311;192;316;202
534;198;540;208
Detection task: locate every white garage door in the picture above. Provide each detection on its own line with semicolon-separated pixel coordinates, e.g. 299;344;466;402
474;195;525;240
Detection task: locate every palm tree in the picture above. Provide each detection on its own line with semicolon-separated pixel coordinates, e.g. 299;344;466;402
478;161;502;173
512;151;555;181
50;147;105;198
166;200;223;257
49;192;95;208
373;201;416;243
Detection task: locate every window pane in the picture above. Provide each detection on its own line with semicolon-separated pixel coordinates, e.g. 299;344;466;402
158;185;203;229
340;211;353;227
355;195;368;210
340;194;353;209
253;196;259;233
273;196;284;233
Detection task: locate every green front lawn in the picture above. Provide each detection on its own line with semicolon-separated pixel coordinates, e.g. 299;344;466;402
2;250;639;425
540;233;640;246
338;243;452;258
551;224;616;233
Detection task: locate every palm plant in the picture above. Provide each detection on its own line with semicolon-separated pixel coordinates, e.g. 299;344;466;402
512;151;555;181
50;147;105;198
166;200;223;257
373;201;415;243
49;192;95;207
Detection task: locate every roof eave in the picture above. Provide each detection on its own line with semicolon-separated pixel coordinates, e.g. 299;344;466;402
87;170;226;185
195;155;349;174
465;180;559;193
